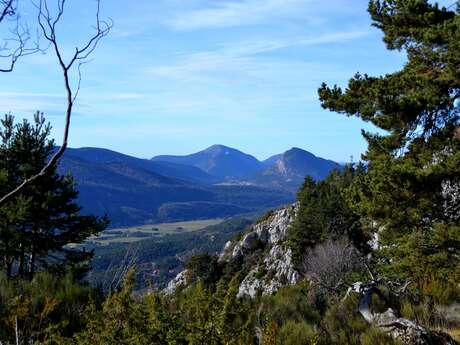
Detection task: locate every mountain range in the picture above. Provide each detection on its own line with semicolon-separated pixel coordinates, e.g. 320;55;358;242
58;145;341;227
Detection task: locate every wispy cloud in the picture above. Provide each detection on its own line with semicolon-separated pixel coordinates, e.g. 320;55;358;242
148;31;370;82
0;92;63;99
0;92;67;115
164;0;311;30
220;31;370;55
102;93;145;100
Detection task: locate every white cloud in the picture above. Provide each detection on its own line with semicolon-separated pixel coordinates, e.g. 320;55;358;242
164;0;311;30
220;31;370;55
0;92;63;99
0;92;67;114
106;93;145;100
148;31;370;82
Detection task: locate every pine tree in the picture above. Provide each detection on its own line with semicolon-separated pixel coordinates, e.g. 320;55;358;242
0;112;107;279
318;1;460;286
288;164;368;266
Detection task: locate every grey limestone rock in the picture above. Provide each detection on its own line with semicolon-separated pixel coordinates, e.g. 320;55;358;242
164;269;188;295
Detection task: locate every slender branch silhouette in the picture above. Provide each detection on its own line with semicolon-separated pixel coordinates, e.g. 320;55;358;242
0;0;112;206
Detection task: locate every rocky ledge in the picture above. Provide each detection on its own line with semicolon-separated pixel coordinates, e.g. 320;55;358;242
219;203;300;298
165;204;300;297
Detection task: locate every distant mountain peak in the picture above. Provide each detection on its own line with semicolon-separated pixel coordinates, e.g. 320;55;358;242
247;147;342;193
152;145;262;179
206;144;230;150
284;147;316;157
203;144;249;157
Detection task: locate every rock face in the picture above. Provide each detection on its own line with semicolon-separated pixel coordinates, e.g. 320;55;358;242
219;204;300;298
165;203;300;298
164;270;188;295
354;284;458;345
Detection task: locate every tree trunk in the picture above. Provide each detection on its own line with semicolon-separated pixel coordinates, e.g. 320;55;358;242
14;315;19;345
28;246;35;279
6;257;12;279
18;244;24;277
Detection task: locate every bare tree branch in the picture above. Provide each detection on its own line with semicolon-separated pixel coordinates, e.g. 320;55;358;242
0;0;14;23
0;0;41;72
0;0;112;206
302;238;364;296
98;243;139;295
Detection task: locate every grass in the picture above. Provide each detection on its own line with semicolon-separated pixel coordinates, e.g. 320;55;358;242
438;303;460;342
91;219;223;244
448;327;460;342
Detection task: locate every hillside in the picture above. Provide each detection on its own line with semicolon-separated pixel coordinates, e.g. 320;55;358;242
54;146;343;226
166;204;300;297
58;148;294;226
64;147;219;184
88;217;253;289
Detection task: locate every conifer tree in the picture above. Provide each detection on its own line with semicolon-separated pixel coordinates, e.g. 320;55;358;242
0;112;107;279
288;164;368;266
318;0;460;286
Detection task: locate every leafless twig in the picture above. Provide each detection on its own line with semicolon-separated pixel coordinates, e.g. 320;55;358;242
0;0;42;72
0;0;112;206
102;244;139;295
302;238;364;295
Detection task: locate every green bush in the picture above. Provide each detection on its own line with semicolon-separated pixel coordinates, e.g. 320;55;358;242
260;283;320;327
0;271;95;343
321;296;369;345
278;320;317;345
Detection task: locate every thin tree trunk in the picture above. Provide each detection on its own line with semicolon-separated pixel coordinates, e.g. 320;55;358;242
6;257;12;279
18;243;24;277
14;315;19;345
28;245;35;279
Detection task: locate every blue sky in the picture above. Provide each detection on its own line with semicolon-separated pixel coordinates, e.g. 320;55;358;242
0;0;447;162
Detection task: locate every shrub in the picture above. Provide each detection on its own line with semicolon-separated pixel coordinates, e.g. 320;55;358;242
278;320;317;345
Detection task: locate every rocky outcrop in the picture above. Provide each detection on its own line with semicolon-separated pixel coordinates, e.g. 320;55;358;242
219;204;300;299
351;283;457;345
165;203;300;298
164;270;188;295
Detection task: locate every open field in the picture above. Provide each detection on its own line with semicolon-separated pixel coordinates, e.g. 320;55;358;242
91;219;223;244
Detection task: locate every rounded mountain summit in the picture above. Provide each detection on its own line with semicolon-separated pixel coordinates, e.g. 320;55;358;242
151;144;262;179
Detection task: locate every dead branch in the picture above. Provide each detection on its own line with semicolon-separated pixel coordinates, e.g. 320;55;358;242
0;0;41;72
102;243;139;295
0;0;15;24
302;238;364;295
0;0;112;206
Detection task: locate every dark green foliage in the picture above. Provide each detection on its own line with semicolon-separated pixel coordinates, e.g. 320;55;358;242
319;0;460;287
73;270;254;345
0;113;107;279
0;271;98;343
74;269;154;345
288;164;369;266
321;295;400;345
256;284;321;345
277;320;317;345
185;253;222;288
